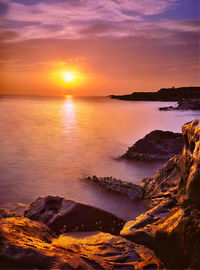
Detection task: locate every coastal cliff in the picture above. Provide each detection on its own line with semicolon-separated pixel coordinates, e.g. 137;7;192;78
0;119;200;269
110;86;200;101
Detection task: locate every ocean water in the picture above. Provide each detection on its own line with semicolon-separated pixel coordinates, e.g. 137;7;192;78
0;95;200;220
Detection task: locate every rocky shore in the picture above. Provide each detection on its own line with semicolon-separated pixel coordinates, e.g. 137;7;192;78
159;98;200;111
110;86;200;101
0;119;200;269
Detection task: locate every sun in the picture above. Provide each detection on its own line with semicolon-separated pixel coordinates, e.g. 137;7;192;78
63;72;75;82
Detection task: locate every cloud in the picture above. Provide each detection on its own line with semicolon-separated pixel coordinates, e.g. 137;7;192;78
0;30;19;41
116;0;177;16
1;0;182;41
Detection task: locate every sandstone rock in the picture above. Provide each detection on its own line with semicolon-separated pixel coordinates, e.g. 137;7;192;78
153;206;200;268
120;198;175;247
178;119;200;207
24;196;125;235
82;176;142;200
122;130;183;161
0;217;163;269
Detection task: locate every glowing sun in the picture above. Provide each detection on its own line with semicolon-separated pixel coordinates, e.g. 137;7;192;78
63;72;75;82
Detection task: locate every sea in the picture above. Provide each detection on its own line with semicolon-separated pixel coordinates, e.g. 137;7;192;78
0;95;200;220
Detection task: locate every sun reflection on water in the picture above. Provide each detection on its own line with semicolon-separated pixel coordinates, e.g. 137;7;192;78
63;95;75;129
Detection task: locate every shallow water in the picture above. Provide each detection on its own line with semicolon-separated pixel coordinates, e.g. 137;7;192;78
0;96;199;220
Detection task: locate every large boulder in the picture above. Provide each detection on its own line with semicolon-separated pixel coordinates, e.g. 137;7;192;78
122;130;183;161
24;196;125;235
0;217;163;269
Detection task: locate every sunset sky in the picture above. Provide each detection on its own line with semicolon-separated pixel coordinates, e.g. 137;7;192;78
0;0;199;96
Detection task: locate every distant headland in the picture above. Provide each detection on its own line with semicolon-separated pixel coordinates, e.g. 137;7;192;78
109;87;200;101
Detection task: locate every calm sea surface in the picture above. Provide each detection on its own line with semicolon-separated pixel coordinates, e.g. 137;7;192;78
0;96;200;220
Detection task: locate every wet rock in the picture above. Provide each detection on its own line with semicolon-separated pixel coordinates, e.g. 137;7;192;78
82;176;142;200
0;217;163;269
24;196;125;235
122;130;183;161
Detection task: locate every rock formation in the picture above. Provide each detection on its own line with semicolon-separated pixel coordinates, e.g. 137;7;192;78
81;176;142;199
122;130;183;161
0;216;163;269
159;98;200;111
0;119;200;269
121;119;200;269
24;195;125;235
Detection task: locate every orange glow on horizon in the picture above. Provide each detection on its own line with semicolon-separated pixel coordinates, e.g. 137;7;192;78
49;69;87;95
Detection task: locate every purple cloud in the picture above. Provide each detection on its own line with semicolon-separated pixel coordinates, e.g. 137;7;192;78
2;0;182;41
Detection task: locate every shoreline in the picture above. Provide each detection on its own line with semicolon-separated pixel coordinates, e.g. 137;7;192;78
0;119;200;268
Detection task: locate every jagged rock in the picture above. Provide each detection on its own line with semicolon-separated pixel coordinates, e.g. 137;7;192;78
0;217;163;269
24;196;125;235
178;119;200;207
121;119;200;269
122;130;183;161
82;176;142;200
142;119;200;209
159;98;200;111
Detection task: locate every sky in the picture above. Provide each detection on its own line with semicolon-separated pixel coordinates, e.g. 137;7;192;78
0;0;199;96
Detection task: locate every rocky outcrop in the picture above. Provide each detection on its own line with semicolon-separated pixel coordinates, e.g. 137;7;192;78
121;119;200;269
110;87;200;101
141;119;200;209
122;130;183;161
0;217;163;269
24;195;125;235
81;176;142;199
153;206;200;268
159;98;200;111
